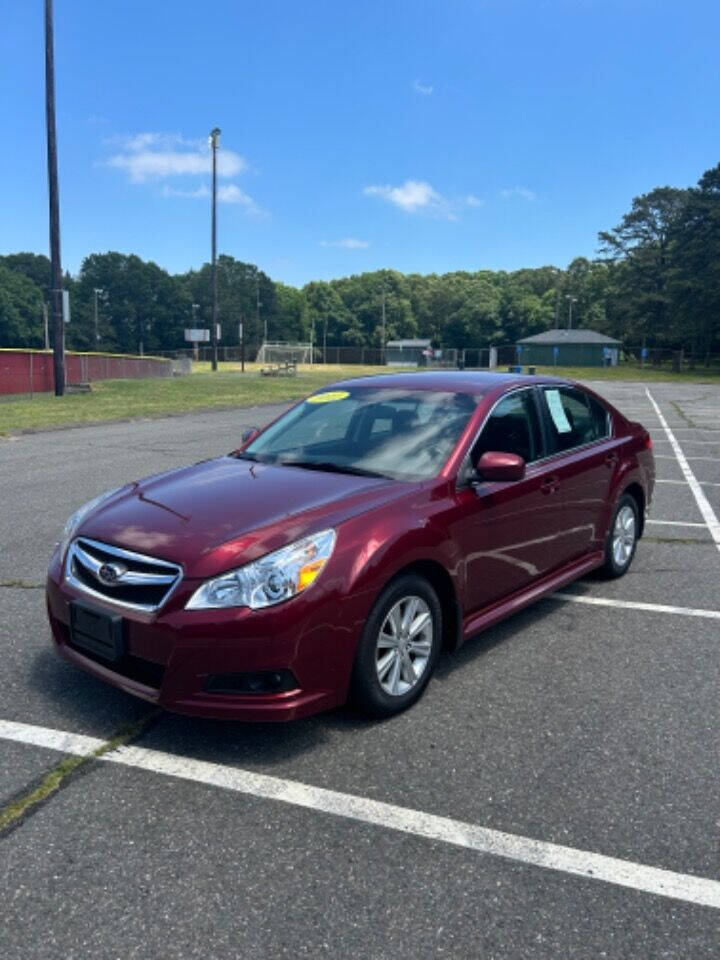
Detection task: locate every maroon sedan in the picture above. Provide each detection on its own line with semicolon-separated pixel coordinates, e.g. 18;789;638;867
46;372;654;721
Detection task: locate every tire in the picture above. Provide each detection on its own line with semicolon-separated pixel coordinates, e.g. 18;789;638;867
350;574;442;718
601;493;639;579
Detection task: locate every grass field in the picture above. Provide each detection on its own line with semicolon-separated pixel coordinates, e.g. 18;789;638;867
0;364;385;435
1;360;719;436
521;362;720;382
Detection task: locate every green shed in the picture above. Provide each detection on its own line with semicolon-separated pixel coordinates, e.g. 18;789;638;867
516;329;622;368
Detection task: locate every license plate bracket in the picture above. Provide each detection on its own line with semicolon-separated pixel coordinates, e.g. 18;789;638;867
69;602;125;662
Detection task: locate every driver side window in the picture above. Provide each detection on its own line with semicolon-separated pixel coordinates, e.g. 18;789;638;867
472;390;542;466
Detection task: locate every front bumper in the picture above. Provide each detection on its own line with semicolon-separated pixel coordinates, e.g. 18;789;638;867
45;551;363;722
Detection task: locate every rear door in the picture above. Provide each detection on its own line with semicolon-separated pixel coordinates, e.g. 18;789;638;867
537;385;617;560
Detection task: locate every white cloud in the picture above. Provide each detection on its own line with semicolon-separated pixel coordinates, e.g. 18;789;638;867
500;186;537;201
364;179;457;219
105;131;266;217
160;181;267;217
465;194;484;207
413;80;434;95
319;238;370;249
161;184;209;199
216;184;267;217
106;132;247;183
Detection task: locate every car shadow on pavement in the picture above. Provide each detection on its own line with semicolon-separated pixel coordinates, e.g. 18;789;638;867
432;593;570;680
27;581;590;771
28;648;156;731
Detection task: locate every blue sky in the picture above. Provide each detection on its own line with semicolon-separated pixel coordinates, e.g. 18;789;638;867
1;0;719;287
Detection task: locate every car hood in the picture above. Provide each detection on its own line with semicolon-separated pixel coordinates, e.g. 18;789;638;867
79;457;409;578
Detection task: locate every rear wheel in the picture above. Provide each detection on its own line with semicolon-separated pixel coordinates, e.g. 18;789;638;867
351;574;442;718
601;493;639;578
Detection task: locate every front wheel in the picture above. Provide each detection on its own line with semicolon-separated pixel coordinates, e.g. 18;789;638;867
350;574;442;718
601;494;639;578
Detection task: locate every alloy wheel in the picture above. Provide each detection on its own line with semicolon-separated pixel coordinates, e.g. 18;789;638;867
375;595;433;696
612;504;636;567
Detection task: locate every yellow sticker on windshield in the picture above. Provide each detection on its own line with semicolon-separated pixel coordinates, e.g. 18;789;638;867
306;390;350;404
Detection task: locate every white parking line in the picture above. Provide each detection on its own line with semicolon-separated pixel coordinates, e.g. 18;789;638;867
646;389;720;553
652;439;720;445
656;479;720;487
0;718;719;910
554;593;720;619
646;519;707;528
653;455;719;461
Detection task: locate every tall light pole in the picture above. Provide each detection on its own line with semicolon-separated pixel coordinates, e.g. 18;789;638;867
565;295;578;330
45;0;64;395
209;127;221;371
93;288;103;346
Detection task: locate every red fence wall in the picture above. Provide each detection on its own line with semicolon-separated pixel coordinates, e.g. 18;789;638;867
0;350;173;396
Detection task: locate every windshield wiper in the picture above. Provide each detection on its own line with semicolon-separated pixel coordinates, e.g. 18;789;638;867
232;452;276;463
278;460;389;479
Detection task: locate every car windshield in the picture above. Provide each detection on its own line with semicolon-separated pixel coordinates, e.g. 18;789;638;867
241;387;481;481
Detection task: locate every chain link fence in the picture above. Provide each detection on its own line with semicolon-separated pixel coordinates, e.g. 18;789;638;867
118;343;720;374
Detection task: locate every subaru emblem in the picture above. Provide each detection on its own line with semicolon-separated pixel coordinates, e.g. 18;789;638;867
98;562;125;586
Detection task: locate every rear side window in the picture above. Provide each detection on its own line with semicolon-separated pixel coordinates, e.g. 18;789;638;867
587;394;611;439
472;390;542;464
541;386;605;453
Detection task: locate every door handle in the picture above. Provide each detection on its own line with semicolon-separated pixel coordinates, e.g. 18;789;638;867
540;474;560;495
605;452;619;468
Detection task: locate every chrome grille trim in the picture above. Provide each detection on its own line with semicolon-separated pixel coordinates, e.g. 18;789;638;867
65;537;183;612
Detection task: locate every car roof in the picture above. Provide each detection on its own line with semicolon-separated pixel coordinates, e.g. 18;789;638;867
330;370;571;395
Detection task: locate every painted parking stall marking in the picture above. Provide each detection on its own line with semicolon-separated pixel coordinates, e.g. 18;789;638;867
1;719;720;911
553;593;720;619
656;479;720;487
653;454;720;461
645;388;720;552
646;519;707;528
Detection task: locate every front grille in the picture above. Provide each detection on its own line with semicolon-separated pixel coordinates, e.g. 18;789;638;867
66;537;182;612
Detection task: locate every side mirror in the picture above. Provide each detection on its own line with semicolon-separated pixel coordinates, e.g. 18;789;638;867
233;427;260;456
475;451;526;482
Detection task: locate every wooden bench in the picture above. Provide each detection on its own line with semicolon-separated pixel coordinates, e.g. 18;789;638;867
260;361;297;377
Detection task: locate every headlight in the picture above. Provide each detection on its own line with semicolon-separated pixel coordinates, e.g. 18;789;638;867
58;487;125;559
186;529;336;611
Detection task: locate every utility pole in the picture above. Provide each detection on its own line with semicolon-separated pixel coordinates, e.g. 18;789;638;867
381;283;386;364
43;302;49;350
93;288;103;346
553;268;561;327
565;295;577;330
257;273;264;345
191;303;200;361
240;315;245;373
209;127;220;371
45;0;64;395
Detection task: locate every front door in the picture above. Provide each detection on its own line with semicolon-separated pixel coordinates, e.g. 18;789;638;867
451;388;565;615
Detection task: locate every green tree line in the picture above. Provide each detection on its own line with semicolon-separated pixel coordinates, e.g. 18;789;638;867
2;161;719;357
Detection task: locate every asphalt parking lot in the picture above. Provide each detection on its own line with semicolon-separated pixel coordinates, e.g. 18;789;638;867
1;381;719;959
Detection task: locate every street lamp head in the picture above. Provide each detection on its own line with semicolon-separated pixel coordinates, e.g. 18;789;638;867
209;127;221;148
